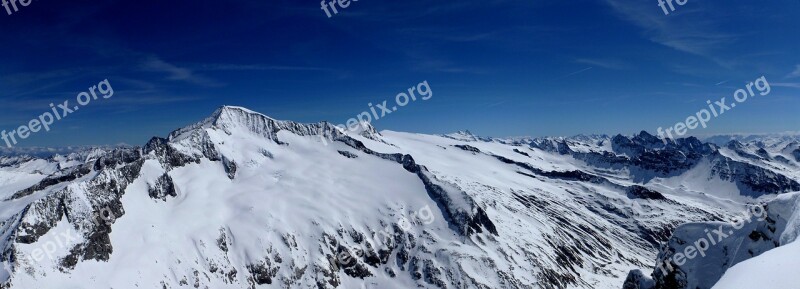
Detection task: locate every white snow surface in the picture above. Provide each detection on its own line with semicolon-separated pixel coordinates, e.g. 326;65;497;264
711;238;800;289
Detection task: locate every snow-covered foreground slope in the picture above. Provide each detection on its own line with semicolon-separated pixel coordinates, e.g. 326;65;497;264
707;191;800;289
0;106;797;289
711;237;800;289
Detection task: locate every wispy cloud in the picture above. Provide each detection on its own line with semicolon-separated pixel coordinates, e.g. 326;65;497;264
441;32;497;42
564;67;593;77
191;64;336;73
140;56;223;87
603;0;737;68
338;1;521;22
487;100;509;108
1;68;88;86
412;59;489;74
787;65;800;78
395;27;500;43
574;58;632;70
772;82;800;89
543;67;594;84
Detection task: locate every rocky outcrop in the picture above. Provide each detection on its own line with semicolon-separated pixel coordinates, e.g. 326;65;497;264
3;148;144;277
148;173;177;201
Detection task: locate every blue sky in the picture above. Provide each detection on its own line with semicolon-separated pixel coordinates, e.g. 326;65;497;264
0;0;798;147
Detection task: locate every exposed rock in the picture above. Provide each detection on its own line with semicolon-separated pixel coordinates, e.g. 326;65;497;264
337;151;358;159
453;144;481;153
148;173;177;201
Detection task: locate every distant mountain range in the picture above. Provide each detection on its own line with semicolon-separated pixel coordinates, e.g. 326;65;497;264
0;106;798;289
0;145;133;158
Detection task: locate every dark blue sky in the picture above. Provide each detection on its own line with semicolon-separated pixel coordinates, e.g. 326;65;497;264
0;0;798;147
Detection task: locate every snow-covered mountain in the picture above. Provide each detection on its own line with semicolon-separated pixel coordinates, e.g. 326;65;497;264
0;145;133;159
0;106;797;289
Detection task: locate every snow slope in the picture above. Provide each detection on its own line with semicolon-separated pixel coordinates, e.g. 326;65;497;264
711;239;800;289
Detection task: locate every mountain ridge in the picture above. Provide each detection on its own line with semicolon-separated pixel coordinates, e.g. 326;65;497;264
0;106;797;289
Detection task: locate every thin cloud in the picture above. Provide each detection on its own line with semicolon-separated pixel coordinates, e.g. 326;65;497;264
564;67;593;77
195;64;334;72
396;27;499;43
140;56;223;87
544;67;594;84
412;59;489;74
487;100;509;108
574;58;632;70
442;32;497;42
1;68;88;86
603;0;737;68
100;95;198;105
787;65;800;78
772;83;800;89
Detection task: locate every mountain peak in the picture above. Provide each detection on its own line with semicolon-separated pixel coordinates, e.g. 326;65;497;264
632;130;664;145
216;105;267;115
211;105;277;124
443;130;483;141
